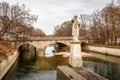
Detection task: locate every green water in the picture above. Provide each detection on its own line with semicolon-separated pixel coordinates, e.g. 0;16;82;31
5;56;68;80
4;56;120;80
83;57;120;80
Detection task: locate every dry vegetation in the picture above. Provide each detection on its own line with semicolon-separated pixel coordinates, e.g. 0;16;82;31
0;1;46;40
54;0;120;46
0;41;15;62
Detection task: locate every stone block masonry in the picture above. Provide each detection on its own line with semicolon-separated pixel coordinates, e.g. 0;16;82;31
0;50;18;80
69;42;83;67
57;66;107;80
88;46;120;57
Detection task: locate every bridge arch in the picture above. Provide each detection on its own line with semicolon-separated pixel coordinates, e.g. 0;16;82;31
43;41;70;49
43;41;70;57
17;43;37;61
13;38;90;57
16;42;38;50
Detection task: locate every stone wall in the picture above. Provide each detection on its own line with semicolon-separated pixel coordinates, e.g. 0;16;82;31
57;66;107;80
87;46;120;57
0;50;18;80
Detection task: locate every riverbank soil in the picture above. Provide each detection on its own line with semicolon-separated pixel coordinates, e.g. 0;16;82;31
0;41;15;62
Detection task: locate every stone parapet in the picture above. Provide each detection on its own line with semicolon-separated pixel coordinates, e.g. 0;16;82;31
0;50;18;80
57;66;107;80
88;46;120;57
69;42;82;67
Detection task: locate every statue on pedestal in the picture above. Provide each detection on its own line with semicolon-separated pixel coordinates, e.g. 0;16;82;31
71;16;80;42
69;16;82;67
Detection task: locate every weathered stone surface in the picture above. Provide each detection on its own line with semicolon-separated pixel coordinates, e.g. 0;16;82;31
57;66;86;80
71;16;80;42
69;43;83;67
0;51;18;80
74;67;107;80
88;46;120;57
57;66;107;80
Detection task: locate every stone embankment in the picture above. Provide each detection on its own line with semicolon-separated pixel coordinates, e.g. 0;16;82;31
54;45;120;58
54;52;91;57
0;42;18;80
0;51;18;80
87;46;120;57
57;66;107;80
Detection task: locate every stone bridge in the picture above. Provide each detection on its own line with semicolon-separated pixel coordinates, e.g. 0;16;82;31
10;37;89;56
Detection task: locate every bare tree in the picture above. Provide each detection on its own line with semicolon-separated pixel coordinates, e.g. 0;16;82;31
100;0;120;45
54;21;72;37
79;14;90;39
88;0;120;45
0;1;38;39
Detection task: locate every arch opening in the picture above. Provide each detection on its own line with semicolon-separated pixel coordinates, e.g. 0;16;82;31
55;42;70;52
81;41;88;47
44;42;70;57
45;44;55;57
81;41;88;51
18;43;37;61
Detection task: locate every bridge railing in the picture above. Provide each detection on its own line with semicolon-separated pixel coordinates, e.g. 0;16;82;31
29;37;73;41
6;37;93;43
8;37;73;41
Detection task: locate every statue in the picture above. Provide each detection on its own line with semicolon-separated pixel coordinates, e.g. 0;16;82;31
69;16;82;67
71;16;80;42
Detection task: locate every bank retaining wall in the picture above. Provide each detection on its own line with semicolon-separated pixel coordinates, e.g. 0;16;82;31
57;66;107;80
0;50;18;80
87;46;120;57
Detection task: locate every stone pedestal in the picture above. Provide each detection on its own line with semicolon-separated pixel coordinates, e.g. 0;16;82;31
73;36;79;42
69;42;83;67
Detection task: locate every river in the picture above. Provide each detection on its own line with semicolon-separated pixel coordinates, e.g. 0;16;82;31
3;45;120;80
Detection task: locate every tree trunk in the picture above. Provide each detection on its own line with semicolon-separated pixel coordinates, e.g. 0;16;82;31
114;36;117;46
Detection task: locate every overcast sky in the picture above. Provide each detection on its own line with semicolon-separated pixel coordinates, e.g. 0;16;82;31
2;0;111;35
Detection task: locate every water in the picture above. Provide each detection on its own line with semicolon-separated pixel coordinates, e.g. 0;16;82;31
4;45;120;80
83;58;120;80
9;56;68;80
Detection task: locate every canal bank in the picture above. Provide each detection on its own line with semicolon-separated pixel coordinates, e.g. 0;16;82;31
54;52;91;58
57;66;107;80
1;44;120;80
86;46;120;57
4;55;120;80
0;50;18;80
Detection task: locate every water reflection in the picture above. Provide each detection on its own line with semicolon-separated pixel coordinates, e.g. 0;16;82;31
83;57;120;80
9;56;69;80
6;56;120;80
4;44;120;80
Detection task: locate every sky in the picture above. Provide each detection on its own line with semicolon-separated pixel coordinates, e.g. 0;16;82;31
2;0;111;35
